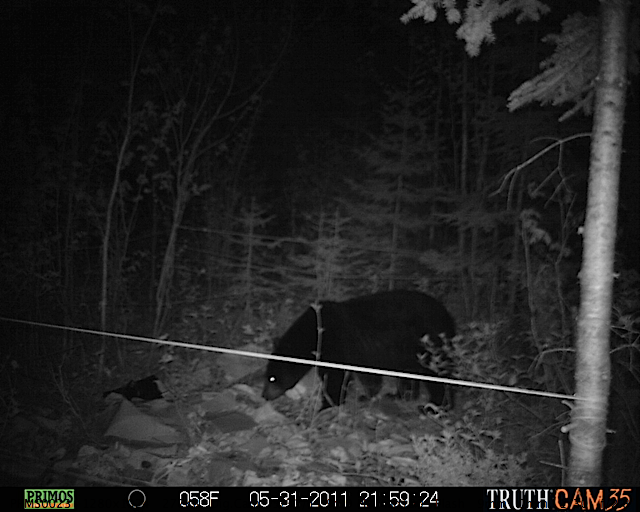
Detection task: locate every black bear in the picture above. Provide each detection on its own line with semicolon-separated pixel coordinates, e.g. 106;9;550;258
263;290;455;409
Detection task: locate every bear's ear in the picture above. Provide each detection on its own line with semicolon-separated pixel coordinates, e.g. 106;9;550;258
272;336;281;348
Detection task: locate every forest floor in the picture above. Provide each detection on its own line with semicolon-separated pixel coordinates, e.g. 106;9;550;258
0;341;534;487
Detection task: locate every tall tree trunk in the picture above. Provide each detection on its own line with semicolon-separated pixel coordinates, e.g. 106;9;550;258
458;54;470;317
568;0;628;486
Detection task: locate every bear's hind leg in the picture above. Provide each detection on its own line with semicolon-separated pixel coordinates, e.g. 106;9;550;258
425;381;446;406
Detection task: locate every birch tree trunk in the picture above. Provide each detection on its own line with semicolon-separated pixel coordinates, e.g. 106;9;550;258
568;0;629;486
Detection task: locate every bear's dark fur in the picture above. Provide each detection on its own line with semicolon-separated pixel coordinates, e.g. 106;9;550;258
262;290;456;409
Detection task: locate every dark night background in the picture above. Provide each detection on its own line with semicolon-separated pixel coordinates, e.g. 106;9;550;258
1;0;638;487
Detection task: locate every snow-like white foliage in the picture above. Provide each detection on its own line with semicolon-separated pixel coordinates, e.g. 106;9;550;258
401;0;550;57
507;13;599;117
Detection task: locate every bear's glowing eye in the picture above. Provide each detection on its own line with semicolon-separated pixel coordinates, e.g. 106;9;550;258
269;376;277;383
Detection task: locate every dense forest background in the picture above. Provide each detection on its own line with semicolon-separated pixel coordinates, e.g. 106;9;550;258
1;0;638;485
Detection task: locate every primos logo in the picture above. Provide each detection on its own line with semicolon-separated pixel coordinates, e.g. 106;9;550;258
24;489;74;509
